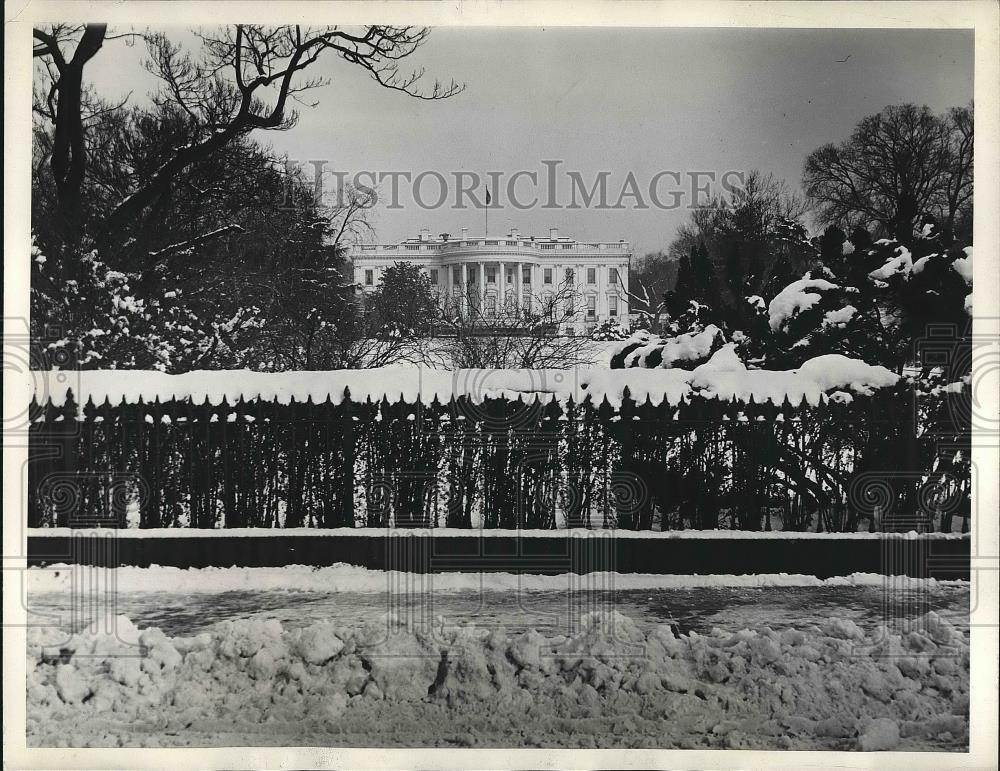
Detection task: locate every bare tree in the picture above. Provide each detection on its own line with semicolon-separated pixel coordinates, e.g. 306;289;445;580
942;105;974;242
803;103;973;241
618;275;665;334
32;24;119;238
32;24;463;247
668;197;728;261
669;171;808;260
624;251;679;333
662;169;811;326
435;282;592;369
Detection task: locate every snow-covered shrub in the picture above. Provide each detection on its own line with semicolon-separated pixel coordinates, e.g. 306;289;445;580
31;239;264;372
590;319;633;341
608;324;725;369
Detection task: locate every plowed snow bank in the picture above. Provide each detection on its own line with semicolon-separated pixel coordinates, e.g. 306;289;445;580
27;609;968;749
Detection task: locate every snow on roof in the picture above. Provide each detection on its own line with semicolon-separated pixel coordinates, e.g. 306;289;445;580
36;352;901;411
768;274;839;331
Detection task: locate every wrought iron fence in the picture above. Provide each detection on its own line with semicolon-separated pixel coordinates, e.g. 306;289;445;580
27;382;970;532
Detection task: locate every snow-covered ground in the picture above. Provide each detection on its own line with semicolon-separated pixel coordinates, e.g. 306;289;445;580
26;565;969;750
27;562;968;594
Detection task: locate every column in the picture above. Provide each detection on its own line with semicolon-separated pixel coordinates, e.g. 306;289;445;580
597;263;607;322
500;261;507;310
479;261;486;315
527;262;536;312
619;262;629;316
515;261;522;310
460;260;468;318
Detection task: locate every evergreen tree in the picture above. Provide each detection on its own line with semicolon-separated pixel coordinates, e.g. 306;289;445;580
691;241;717;303
673;254;695;303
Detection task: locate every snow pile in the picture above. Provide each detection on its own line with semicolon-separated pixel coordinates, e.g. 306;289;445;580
27;563;965;596
768;275;839;331
26;609;969;749
796;354;899;395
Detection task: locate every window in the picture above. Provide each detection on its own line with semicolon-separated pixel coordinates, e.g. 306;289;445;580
565;296;574;315
486;294;497;313
609;267;619;286
565;268;574;284
565;326;576;336
453;267;462;285
487;267;497;284
468;266;477;283
609;295;618;317
587;268;596;285
543;268;553;285
522;267;531;284
429;269;439;284
364;269;374;286
506;268;513;284
586;295;597;319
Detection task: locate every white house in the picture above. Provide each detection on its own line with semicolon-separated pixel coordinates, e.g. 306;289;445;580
350;227;631;334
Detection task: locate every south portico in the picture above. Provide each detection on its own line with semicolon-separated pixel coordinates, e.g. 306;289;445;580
351;227;632;334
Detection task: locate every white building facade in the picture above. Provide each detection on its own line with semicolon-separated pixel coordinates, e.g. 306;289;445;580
350;227;631;335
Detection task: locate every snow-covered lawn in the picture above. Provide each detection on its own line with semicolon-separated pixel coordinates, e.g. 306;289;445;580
27;561;968;594
25;566;969;750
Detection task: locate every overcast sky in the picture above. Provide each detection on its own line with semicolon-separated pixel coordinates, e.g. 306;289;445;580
80;26;973;255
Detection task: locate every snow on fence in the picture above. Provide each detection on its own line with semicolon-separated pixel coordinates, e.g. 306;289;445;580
33;355;901;410
27;366;970;532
